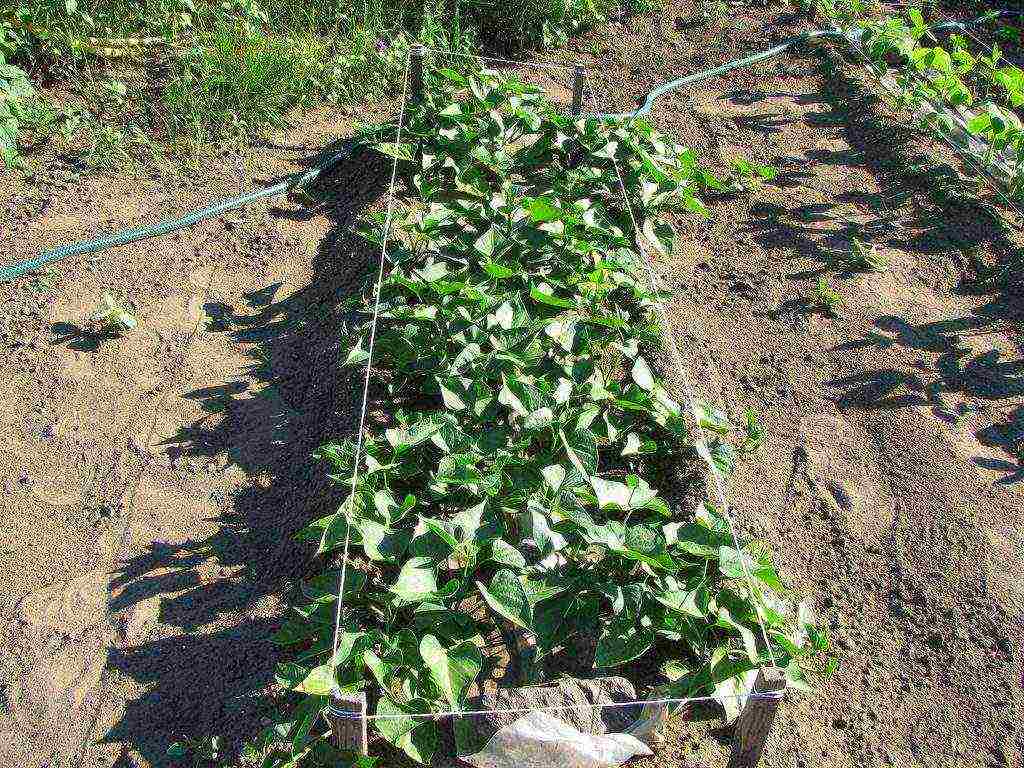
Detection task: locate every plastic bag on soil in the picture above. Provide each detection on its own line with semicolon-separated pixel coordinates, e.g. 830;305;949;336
460;710;652;768
453;676;667;768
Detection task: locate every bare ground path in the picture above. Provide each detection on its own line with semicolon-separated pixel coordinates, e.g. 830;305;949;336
0;109;394;766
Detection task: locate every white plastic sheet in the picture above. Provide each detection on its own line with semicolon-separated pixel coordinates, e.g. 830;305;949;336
462;710;653;768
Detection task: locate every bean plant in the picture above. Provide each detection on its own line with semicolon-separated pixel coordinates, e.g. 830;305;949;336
258;71;827;767
855;9;1024;197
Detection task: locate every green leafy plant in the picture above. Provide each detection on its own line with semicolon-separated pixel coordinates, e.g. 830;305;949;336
88;291;137;333
262;70;828;767
850;8;1024;197
849;236;888;272
0;51;38;167
815;276;842;314
726;156;777;192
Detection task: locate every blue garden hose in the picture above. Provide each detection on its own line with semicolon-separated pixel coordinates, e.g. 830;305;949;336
592;11;1021;121
592;28;846;120
4;11;1019;283
1;144;355;283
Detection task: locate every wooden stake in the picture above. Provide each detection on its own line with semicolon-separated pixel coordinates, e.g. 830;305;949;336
727;667;787;768
572;66;585;116
410;43;425;104
324;692;368;756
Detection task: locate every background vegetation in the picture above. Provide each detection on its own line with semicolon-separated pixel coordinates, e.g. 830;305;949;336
0;0;651;169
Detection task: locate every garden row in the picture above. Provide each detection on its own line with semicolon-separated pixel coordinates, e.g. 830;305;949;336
255;68;828;767
824;3;1024;197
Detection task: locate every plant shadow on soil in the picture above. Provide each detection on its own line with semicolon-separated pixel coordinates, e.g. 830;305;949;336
97;137;397;765
738;48;1024;483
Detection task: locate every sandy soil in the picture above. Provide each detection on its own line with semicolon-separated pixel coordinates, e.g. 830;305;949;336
566;3;1024;767
1;2;1022;767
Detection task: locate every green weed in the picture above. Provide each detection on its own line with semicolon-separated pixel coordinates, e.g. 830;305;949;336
815;276;842;314
849;236;889;271
726;156;777;192
88;291;137;333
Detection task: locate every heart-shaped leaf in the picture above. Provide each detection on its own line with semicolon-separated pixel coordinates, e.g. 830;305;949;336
477;569;532;630
419;634;482;709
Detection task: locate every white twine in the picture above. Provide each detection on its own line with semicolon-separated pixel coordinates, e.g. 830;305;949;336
583;71;780;667
417;44;583;72
329;690;784;720
325;52;413;668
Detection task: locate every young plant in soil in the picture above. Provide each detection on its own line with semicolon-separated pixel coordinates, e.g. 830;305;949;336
815;276;842;315
257;71;828;767
88;291;137;334
850;236;888;272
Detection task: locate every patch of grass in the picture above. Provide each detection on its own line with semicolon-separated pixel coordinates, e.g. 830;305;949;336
162;19;309;143
3;0;624;163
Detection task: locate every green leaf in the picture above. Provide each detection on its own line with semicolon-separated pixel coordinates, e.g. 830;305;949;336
477;569;533;630
435;68;467;85
530;285;576;309
524;500;567;554
344;339;370;367
595;614;655;667
271;616;319;645
541;464;566;491
275;662;335;695
357;518;411;563
485;538;527;569
385;420;442;451
399;722;440;765
590;476;658;510
374;696;426;745
483;259;517;279
560;428;598;479
390;557;438;603
474;227;498;258
421;517;460;552
631;356;655;391
331;631;366;666
419;635;482;709
527;196;562;222
717;607;760;664
523;407;554;430
719;546;757;579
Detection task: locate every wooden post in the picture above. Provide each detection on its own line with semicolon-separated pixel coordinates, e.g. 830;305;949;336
727;667;787;768
410;43;425;104
571;66;584;117
324;691;368;756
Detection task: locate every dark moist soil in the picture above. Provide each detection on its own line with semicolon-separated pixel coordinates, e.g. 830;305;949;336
2;2;1023;767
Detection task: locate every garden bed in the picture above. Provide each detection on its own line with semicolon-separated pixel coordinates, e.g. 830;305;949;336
0;2;1021;767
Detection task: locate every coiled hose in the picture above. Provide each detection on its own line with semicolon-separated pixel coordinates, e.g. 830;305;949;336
3;11;1018;283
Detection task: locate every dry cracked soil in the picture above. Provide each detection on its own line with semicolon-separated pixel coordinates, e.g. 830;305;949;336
1;2;1022;767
